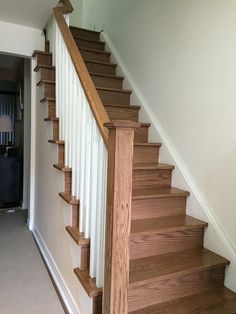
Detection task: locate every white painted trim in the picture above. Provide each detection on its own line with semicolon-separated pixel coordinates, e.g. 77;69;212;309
100;28;236;265
33;227;81;314
29;57;36;231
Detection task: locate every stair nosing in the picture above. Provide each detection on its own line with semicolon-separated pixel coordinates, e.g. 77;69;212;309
104;103;140;109
129;248;229;287
89;71;124;80
84;58;117;67
79;47;110;56
133;163;174;170
32;50;52;57
37;79;55;86
34;64;55;72
70;26;100;35
131;215;208;236
48;139;64;145
96;86;132;94
40;97;55;103
44;117;59;122
74;36;105;45
74;268;103;297
134;143;162;147
53;164;72;172
132;187;190;200
59;192;79;205
65;226;90;246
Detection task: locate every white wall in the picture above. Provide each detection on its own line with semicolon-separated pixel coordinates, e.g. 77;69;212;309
0;20;44;57
22;59;31;210
70;0;83;27
82;0;236;291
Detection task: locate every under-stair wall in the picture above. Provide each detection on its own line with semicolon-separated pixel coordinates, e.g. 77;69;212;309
31;41;93;314
81;0;236;292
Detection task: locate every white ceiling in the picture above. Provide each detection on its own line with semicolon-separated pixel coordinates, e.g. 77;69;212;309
0;0;59;29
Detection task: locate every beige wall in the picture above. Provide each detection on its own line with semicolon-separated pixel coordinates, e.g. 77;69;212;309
31;61;92;313
82;0;236;291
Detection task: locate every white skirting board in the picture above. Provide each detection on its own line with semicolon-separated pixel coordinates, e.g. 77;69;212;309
33;227;81;314
99;28;236;270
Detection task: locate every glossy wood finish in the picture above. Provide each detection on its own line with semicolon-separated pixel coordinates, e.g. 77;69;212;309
133;163;173;188
70;26;100;41
90;73;123;89
103;121;139;314
34;16;236;313
85;60;116;76
75;37;105;51
130;222;205;260
74;268;102;297
104;104;140;122
129;267;226;312
129;286;236;314
33;50;52;66
79;48;111;62
97;87;131;106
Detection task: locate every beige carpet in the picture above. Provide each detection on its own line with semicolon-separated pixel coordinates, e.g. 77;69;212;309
0;210;64;314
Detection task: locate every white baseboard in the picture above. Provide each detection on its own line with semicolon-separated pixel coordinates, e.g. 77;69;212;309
33;227;81;314
100;28;236;265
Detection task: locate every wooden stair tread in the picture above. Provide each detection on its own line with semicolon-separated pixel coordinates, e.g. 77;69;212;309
84;58;116;67
74;36;105;45
133;162;174;170
32;50;52;57
129;286;236;314
134;142;161;147
44;117;59;122
40;97;55;103
79;47;110;56
53;164;72;172
104;103;141;109
129;248;229;284
132;186;190;199
89;71;124;79
37;79;55;86
70;26;100;35
96;86;132;94
34;64;55;72
131;215;208;235
59;192;79;205
48;139;64;144
74;268;102;297
65;226;89;246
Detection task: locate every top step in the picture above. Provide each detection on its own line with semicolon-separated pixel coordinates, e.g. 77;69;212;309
70;26;100;41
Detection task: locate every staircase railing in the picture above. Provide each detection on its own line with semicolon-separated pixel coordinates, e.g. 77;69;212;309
46;1;139;312
46;2;109;288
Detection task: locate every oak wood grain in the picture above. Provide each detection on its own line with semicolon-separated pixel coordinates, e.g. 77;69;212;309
103;120;139;314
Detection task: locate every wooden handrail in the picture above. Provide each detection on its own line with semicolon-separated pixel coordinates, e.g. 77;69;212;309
103;120;140;314
53;0;110;146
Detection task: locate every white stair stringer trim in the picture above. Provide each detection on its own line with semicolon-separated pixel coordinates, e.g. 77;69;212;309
99;28;236;268
33;227;81;314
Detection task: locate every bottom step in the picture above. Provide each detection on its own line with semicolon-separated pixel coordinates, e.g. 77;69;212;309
129;286;236;314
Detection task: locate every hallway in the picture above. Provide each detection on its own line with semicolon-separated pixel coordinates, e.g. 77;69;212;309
0;210;64;314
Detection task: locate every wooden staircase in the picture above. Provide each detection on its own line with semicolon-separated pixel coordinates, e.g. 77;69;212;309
33;25;236;314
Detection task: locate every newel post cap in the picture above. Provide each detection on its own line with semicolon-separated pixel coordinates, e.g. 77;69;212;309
104;120;140;130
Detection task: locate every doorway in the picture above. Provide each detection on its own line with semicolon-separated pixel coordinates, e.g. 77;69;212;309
0;52;31;221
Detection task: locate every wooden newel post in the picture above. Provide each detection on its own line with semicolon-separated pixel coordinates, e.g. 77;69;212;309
103;120;140;314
